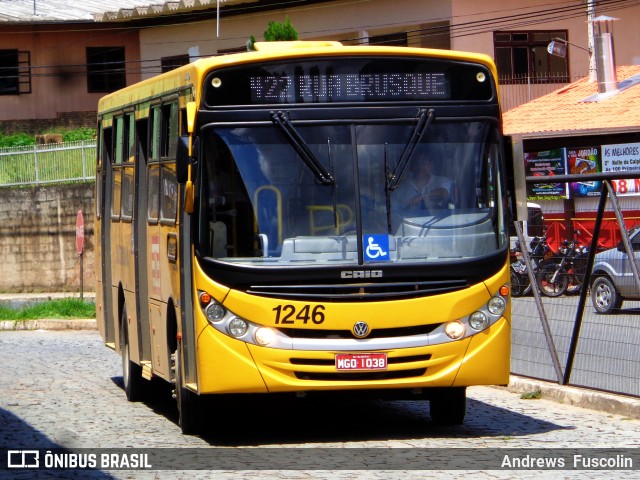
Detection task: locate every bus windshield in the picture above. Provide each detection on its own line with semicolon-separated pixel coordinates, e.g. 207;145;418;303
196;119;507;266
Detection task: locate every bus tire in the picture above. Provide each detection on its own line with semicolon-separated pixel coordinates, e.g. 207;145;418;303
173;349;202;435
121;306;145;402
429;387;466;425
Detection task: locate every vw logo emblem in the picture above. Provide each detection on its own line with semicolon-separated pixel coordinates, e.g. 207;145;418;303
352;321;370;338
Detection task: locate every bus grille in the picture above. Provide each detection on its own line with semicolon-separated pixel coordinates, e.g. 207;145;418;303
247;279;469;301
277;324;440;339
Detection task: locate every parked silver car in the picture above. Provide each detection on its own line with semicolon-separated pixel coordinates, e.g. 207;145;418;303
591;227;640;314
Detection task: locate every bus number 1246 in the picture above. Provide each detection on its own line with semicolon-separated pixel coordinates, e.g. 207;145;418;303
272;304;326;325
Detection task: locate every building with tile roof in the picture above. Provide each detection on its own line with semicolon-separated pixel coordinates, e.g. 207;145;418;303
504;65;640;137
504;64;640;251
0;0;172;22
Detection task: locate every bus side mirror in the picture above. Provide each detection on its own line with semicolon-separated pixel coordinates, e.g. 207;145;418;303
177;135;194;184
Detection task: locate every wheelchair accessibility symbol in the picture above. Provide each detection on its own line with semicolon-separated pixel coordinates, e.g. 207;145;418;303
364;234;390;262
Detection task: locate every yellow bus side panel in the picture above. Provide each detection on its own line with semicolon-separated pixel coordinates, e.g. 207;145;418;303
452;316;511;386
196;326;269;394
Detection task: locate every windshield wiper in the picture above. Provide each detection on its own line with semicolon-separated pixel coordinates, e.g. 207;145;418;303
271;111;334;185
386;108;435;191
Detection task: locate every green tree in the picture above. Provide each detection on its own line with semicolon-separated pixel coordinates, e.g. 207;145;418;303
248;16;298;50
264;16;298;42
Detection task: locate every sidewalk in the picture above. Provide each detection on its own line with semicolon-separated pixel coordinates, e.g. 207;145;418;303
1;292;639;421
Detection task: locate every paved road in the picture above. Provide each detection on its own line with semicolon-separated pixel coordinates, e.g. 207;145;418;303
1;330;640;479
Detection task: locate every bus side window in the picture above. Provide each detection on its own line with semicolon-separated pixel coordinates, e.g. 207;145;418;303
160;102;179;225
111;116;123;220
148;105;161;223
121;113;135;220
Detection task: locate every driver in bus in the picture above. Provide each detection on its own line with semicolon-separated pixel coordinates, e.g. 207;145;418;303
396;153;453;216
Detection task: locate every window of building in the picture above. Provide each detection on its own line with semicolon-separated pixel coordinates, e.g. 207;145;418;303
369;32;408;46
161;54;189;73
87;47;126;93
0;49;31;95
494;30;568;82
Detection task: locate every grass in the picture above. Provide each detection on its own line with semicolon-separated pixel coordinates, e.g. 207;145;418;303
520;389;542;400
0;298;96;320
0;141;96;185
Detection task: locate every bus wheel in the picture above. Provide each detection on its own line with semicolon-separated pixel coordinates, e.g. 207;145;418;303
121;307;145;402
172;349;202;435
429;387;466;425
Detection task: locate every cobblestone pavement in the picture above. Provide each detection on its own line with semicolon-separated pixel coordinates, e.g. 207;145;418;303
1;330;640;480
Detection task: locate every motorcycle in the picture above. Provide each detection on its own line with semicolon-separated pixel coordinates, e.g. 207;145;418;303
536;234;589;297
510;234;551;297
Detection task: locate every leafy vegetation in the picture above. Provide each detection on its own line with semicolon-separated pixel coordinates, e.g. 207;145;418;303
0;298;96;320
0;133;34;148
0;127;96;148
248;17;298;50
263;16;299;42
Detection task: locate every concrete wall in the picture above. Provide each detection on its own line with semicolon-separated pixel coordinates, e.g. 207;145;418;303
0;183;95;293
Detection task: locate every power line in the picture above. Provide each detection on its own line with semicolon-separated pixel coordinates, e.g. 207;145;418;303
1;0;639;76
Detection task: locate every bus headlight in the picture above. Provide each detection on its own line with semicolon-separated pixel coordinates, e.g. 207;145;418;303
488;295;506;316
228;318;248;338
469;311;489;331
445;321;465;340
255;327;276;346
205;302;226;323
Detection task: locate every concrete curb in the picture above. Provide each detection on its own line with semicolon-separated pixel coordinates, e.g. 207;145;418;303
0;319;96;331
502;375;640;420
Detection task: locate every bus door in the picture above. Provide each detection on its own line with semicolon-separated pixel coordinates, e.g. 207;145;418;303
99;121;115;346
134;115;152;372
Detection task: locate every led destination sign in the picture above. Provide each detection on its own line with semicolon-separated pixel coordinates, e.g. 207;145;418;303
204;57;494;106
249;72;448;103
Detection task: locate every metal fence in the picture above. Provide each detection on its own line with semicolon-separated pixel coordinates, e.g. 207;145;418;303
0;140;96;186
511;174;640;398
512;296;640;397
499;72;589;112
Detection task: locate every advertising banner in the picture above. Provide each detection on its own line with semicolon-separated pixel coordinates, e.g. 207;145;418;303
567;147;601;197
601;142;640;196
525;149;568;200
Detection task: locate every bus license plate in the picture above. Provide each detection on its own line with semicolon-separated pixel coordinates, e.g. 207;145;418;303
335;353;387;371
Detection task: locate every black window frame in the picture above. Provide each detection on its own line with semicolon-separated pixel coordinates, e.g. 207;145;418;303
87;46;126;93
161;54;189;73
0;49;31;95
494;30;569;84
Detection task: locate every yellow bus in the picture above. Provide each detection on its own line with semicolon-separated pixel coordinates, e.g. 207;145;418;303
95;41;518;434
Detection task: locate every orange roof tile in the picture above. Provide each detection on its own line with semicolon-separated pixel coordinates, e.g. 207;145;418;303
503;65;640;137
